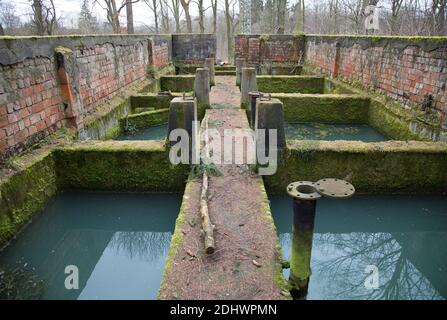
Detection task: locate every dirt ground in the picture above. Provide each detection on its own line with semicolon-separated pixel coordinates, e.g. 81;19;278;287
158;76;286;300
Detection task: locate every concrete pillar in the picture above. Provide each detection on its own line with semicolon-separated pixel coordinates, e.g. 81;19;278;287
194;68;210;121
241;67;257;110
236;58;246;87
168;97;197;144
255;98;286;151
204;58;215;86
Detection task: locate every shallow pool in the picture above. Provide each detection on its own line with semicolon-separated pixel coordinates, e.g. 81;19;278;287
285;123;388;142
0;192;181;300
270;194;447;300
117;124;167;141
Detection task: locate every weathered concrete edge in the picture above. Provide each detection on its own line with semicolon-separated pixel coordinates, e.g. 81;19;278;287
157;179;194;299
264;139;447;194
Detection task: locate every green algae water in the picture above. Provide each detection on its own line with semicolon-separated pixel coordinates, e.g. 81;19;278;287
117;124;167;141
285;122;388;142
270;194;447;300
0;192;181;300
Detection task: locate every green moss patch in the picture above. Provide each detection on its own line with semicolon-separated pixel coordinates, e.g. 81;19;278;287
120;109;169;132
265;140;447;194
54;141;189;192
257;76;325;94
0;152;57;248
130;94;173;111
272;93;370;124
160;75;195;92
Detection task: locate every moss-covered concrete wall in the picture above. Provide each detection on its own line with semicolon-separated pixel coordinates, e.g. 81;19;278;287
265;140;447;194
0;152;57;248
54;141;189;192
324;78;447;141
272;93;370;123
120;109;169;132
257;76;325;94
160;75;195;92
130;94;173;111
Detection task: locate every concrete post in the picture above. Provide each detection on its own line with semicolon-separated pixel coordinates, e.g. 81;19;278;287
167;97;197;145
236;58;246;87
255;98;286;151
194;68;210;121
204;58;215;86
241;67;257;110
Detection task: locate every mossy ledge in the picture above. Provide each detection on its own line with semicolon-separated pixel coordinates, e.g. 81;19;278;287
257;76;325;94
120;109;169;132
265;140;447;194
54;141;189;192
160;75;195;92
0;152;57;249
273;93;370;124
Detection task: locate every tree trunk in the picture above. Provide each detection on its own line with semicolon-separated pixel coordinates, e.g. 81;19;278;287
277;0;286;34
198;0;205;33
32;0;45;36
153;0;159;33
294;0;304;33
224;0;233;60
180;0;192;33
0;23;4;36
126;0;134;34
212;0;217;33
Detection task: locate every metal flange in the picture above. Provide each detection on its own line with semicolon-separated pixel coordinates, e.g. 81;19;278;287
315;178;355;199
287;181;322;201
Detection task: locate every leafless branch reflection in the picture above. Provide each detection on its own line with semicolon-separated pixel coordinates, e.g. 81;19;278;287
313;232;443;300
108;232;172;262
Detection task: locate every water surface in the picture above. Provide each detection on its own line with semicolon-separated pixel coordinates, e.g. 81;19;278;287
285;123;388;142
0;192;181;300
270;194;447;300
117;124;167;141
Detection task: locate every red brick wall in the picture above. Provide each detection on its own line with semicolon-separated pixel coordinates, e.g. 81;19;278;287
235;35;305;65
0;57;64;156
305;36;447;113
151;41;170;69
0;35;173;161
77;42;148;114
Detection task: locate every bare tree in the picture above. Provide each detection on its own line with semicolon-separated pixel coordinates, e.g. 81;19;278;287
0;1;21;35
167;0;181;33
180;0;192;32
431;0;447;35
126;0;134;33
144;0;159;33
294;0;305;33
79;0;99;34
94;0;139;33
197;0;207;33
30;0;57;35
276;0;287;33
211;0;217;33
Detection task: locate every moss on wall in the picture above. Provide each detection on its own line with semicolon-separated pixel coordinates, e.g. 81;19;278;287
175;64;202;75
83;99;131;141
160;75;195;92
264;140;447;194
0;152;57;248
54;141;189;192
130;94;173;111
257;76;325;94
272;93;370;123
324;78;446;141
120;109;169;131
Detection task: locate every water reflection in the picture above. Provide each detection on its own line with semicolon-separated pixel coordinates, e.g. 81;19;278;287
271;195;447;300
0;192;181;300
285;123;388;142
